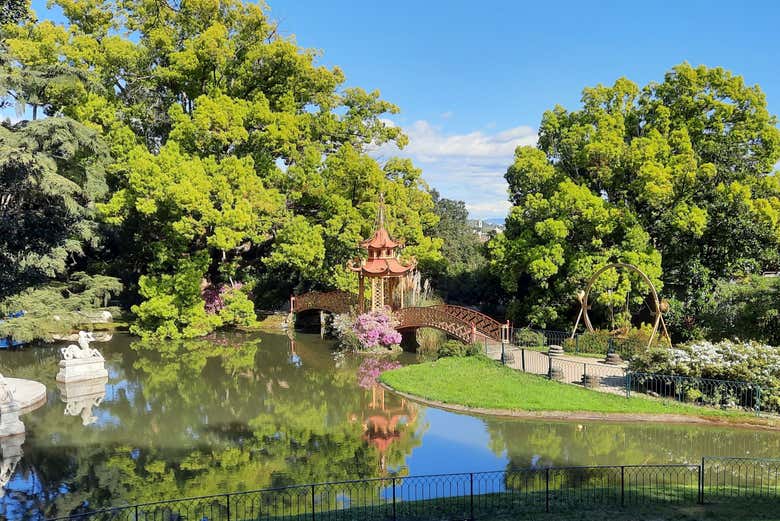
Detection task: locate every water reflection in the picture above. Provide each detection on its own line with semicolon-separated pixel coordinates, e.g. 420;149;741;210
0;332;775;519
58;378;107;426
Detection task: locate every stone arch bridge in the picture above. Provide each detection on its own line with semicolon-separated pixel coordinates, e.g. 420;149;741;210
290;291;508;346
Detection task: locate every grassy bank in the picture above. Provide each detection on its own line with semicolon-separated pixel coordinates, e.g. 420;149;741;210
380;356;758;420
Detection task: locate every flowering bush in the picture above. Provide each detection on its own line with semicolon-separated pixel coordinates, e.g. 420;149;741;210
357;357;401;389
331;313;362;351
203;282;245;314
352;310;402;350
202;282;257;328
630;340;780;410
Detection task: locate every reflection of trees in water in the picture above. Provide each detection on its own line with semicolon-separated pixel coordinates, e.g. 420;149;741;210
486;419;780;470
3;333;423;519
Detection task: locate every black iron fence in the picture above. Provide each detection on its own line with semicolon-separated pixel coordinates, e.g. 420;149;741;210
494;346;767;414
43;458;780;521
628;372;762;413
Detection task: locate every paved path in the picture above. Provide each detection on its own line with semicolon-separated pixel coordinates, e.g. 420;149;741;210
485;345;627;395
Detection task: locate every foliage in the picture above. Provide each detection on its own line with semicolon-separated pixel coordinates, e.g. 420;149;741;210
331;312;362;352
380;356;750;418
0;0;28;26
0;118;110;299
697;276;780;346
415;327;447;358
491;64;780;331
436;339;481;358
0;272;121;342
351;310;401;350
1;0;443;338
515;328;546;347
425;191;500;309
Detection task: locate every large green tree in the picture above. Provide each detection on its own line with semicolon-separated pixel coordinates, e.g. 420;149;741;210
492;64;780;330
3;0;442;338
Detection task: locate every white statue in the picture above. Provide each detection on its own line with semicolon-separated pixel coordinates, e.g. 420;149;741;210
0;375;14;404
60;331;103;361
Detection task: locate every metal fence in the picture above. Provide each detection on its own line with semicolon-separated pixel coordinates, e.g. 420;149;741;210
44;458;780;521
628;372;762;413
490;345;767;413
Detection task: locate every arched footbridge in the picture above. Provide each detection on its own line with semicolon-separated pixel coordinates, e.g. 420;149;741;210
291;291;508;345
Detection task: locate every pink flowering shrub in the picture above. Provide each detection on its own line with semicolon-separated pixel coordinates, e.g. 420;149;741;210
203;282;245;314
357;357;402;389
352;310;402;349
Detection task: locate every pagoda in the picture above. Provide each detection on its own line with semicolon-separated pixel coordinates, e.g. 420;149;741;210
349;198;416;312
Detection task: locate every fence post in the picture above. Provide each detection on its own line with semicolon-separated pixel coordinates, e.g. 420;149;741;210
501;342;505;365
226;492;231;521
625;372;631;399
583;362;586;382
620;466;625;507
756;386;762;417
521;348;526;372
575;334;579;354
135;505;139;521
470;472;474;521
699;458;704;504
392;477;397;521
547;355;552;379
545;468;550;513
311;484;316;521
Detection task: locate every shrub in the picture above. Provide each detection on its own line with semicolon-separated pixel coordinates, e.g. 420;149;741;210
630;339;780;411
514;328;546;347
572;330;612;354
437;339;482;358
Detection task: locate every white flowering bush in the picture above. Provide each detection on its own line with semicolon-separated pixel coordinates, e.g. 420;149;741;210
630;340;780;410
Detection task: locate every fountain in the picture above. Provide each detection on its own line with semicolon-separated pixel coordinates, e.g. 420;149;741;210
0;376;24;437
58;378;107;426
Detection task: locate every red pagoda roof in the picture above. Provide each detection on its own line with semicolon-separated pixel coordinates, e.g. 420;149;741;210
360;227;400;249
357;256;415;275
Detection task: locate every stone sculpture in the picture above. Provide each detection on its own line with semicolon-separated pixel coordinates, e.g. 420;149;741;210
56;331;108;383
60;331;104;360
0;374;24;438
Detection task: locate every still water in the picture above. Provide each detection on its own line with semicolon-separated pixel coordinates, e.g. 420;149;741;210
0;332;778;518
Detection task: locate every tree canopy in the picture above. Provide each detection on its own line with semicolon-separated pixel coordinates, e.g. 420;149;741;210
491;64;780;331
1;0;443;338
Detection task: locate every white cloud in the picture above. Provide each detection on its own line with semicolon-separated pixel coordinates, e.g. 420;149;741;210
440;111;453;119
371;120;537;219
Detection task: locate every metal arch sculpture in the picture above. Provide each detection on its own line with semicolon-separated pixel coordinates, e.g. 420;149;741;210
575;262;670;347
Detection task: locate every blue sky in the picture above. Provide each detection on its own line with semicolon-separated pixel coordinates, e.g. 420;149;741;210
29;0;780;218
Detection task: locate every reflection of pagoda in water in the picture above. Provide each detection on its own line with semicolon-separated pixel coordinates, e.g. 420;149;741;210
353;385;419;473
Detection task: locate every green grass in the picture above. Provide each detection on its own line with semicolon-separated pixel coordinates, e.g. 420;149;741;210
380;356;757;419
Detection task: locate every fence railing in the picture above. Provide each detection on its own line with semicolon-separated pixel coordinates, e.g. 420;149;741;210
43;458;780;521
491;344;767;414
628;372;762;413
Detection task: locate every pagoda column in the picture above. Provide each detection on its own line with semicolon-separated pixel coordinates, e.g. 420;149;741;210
358;274;365;313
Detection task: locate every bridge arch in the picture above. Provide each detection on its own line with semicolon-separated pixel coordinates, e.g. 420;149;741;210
290;292;508;346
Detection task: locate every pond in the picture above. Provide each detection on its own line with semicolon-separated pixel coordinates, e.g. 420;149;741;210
0;331;779;519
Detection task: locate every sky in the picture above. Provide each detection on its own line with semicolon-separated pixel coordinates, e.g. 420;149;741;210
28;0;780;219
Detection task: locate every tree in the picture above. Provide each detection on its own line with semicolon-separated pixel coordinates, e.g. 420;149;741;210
0;0;27;26
492;64;780;330
426;191;502;310
3;0;442;337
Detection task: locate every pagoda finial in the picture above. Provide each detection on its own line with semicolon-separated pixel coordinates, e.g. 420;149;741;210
376;193;386;231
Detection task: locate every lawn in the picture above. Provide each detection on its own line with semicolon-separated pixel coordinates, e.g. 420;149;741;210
380;356;756;419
